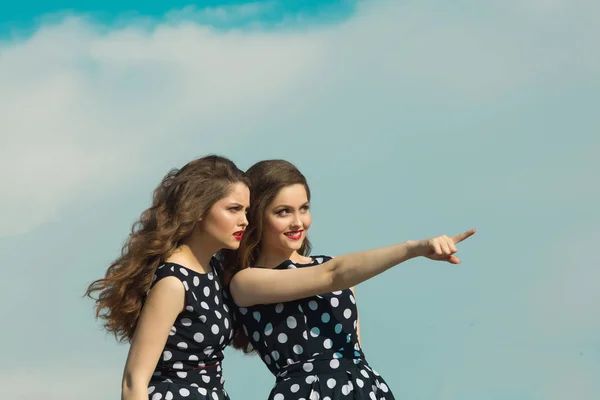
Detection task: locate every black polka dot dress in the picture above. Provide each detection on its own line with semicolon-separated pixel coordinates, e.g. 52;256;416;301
233;256;395;400
146;259;234;400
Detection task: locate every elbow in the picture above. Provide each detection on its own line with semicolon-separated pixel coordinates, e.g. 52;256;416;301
324;261;339;292
229;280;252;308
121;370;147;398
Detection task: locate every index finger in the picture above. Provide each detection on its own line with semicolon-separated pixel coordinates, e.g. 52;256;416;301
451;228;476;243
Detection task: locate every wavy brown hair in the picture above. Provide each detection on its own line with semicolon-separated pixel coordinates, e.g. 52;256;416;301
223;159;312;353
85;155;249;343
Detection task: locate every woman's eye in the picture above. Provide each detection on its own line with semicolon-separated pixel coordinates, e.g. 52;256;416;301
277;209;289;216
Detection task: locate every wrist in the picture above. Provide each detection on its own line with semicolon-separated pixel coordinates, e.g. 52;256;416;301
403;240;422;259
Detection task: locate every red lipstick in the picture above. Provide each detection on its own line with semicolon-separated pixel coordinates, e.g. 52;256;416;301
284;230;303;240
233;230;245;241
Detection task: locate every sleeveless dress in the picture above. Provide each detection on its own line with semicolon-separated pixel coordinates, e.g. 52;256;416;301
146;259;234;400
232;256;395;400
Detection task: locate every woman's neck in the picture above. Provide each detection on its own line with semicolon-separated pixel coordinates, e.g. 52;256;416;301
256;248;312;269
167;233;217;274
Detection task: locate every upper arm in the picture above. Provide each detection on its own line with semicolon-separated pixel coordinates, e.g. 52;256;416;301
122;277;185;386
229;262;337;307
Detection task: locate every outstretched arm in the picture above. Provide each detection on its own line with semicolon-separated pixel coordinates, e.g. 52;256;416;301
230;229;476;307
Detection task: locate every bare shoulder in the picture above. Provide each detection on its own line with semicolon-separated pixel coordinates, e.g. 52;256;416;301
146;276;186;302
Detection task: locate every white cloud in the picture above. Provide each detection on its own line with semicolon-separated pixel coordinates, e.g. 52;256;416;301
1;0;598;237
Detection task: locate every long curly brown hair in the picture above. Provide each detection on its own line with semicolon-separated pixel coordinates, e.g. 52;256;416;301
85;155;249;343
222;159;312;353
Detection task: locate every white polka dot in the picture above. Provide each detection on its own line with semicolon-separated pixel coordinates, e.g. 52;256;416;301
272;351;280;361
287;358;295;365
361;370;370;378
215;310;222;319
201;302;210;310
253;311;261;322
182;281;189;291
176;371;187;378
278;333;288;343
194;333;204;343
290;384;300;393
343;309;352;319
315;257;323;263
148;386;155;394
193;276;200;286
163;351;172;361
323;339;333;349
179;268;189;276
189;355;198;361
342;385;350;395
333;290;342;295
152;393;163;400
264;354;271;364
264;323;273;335
165;391;173;400
303;362;314;372
310;327;320;337
380;383;389;392
275;303;284;313
308;300;318;310
214;295;219;304
287;316;297;329
310;392;320;400
253;332;260;341
173;361;183;370
202;375;211;383
203;286;210;296
330;359;340;369
239;307;248;315
356;378;364;388
330;298;339;307
274;394;284;400
198;388;207;396
288;264;297;269
181;318;192;326
303;331;309;340
306;376;316;384
199;315;207;323
211;324;219;334
185;306;194;312
293;344;304;354
327;378;337;388
349;294;356;304
369;392;377;400
224;318;230;329
321;313;331;323
177;342;188;349
179;388;190;397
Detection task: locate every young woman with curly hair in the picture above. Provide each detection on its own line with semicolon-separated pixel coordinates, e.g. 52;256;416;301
223;159;476;400
85;155;250;400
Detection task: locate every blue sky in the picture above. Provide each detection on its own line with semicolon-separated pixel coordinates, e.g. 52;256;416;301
1;0;599;399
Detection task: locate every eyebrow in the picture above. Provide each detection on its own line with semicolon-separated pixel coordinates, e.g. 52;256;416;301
273;202;310;209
